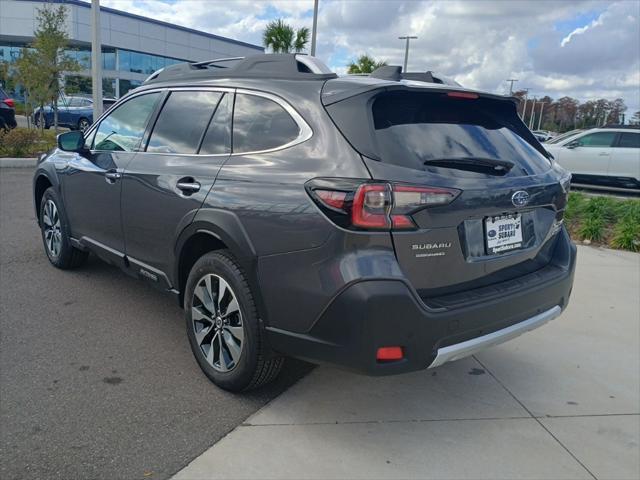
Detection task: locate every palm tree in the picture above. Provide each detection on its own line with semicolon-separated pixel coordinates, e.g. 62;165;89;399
263;19;309;53
347;54;387;74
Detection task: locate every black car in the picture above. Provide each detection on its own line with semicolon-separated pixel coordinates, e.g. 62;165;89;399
0;87;17;130
33;54;576;391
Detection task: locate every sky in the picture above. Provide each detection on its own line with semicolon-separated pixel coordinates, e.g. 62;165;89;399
95;0;640;117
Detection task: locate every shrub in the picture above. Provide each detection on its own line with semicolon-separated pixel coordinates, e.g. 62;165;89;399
0;127;56;157
565;192;640;251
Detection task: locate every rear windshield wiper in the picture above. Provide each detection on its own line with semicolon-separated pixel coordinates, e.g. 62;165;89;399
423;157;514;175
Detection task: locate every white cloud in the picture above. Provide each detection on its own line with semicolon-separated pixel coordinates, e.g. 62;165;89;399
95;0;639;113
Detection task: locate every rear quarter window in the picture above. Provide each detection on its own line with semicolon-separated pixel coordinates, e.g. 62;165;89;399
232;93;299;153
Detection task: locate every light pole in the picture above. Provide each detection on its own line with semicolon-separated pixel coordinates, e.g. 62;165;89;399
310;0;319;56
529;97;537;129
91;0;103;119
537;102;547;131
520;88;530;121
398;35;417;72
506;78;518;95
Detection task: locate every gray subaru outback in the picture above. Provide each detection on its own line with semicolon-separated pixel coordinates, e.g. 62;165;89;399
33;54;576;391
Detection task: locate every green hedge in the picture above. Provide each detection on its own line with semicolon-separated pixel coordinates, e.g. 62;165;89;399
565;192;640;252
0;127;57;157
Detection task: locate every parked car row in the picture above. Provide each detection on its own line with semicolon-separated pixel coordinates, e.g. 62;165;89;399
32;96;117;132
544;126;640;190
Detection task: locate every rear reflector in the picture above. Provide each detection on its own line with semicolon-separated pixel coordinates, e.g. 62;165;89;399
447;91;479;100
376;346;404;362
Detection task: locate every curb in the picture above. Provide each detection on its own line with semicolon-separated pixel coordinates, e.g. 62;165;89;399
0;158;38;168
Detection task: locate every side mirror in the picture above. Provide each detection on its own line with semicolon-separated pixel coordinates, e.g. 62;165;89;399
57;131;85;152
566;140;580;149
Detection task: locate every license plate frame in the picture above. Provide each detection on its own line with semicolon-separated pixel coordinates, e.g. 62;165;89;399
484;214;523;255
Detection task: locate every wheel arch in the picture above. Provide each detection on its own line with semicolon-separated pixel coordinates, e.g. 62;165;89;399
33;171;56;224
174;210;263;318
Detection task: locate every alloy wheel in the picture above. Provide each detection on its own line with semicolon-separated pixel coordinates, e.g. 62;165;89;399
191;274;244;372
43;200;62;257
79;119;90;132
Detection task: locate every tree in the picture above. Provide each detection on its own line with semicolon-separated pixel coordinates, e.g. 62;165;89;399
347;54;387;74
14;5;80;132
263;19;309;53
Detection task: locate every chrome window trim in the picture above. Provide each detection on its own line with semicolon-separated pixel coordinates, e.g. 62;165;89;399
87;86;312;157
232;88;313;156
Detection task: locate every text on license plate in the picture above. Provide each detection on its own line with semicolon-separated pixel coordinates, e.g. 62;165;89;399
485;214;523;254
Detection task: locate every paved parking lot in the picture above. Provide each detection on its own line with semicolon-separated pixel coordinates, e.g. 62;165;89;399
1;167;638;480
0;168;311;480
176;245;640;480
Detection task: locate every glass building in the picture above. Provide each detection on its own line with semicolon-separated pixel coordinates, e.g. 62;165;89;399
0;0;263;99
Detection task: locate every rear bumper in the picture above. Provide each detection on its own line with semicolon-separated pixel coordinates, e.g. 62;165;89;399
266;228;577;375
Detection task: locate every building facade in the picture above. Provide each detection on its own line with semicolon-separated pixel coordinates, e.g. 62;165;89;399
0;0;263;98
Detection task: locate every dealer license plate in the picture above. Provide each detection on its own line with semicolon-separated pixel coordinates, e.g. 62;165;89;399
485;214;523;254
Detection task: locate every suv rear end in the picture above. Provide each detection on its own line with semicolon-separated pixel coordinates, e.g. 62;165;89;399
265;77;576;375
0;87;17;130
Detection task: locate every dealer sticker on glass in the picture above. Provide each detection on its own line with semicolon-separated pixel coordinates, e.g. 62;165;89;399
485;214;523;254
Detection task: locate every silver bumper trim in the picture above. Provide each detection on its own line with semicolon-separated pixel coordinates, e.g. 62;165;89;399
429;305;562;368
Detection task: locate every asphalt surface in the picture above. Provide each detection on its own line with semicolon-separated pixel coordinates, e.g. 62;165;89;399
0;168;312;480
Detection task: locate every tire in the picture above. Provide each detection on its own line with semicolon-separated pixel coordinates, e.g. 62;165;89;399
184;250;284;391
78;118;90;133
39;187;88;269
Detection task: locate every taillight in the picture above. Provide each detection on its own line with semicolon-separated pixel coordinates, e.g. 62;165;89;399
307;179;460;231
3;98;15;108
352;183;392;229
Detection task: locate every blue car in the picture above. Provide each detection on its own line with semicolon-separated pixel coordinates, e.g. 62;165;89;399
33;96;116;132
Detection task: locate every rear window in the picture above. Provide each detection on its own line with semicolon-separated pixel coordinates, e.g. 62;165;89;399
370;91;551;174
617;132;640;148
0;88;7;100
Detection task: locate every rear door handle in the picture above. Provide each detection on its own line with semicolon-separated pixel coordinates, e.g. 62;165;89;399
599;152;610;156
104;170;122;183
176;179;201;194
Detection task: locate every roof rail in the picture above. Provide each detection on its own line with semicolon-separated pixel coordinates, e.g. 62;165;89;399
191;57;245;68
143;53;337;85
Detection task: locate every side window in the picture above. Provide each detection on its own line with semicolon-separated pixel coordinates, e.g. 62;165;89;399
232;93;300;153
199;93;232;155
617;132;640;148
146;91;222;154
93;92;161;152
577;132;617;148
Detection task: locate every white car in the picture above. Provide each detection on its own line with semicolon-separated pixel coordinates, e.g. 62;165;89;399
544;127;640;190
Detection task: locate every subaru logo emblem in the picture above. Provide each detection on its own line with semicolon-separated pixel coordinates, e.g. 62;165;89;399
511;190;530;207
488;229;497;238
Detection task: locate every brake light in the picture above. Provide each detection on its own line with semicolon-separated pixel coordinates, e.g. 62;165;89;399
447;91;479;100
307;179;460;231
3;98;15;108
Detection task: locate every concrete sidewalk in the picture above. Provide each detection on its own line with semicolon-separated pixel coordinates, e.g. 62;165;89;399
174;246;640;480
